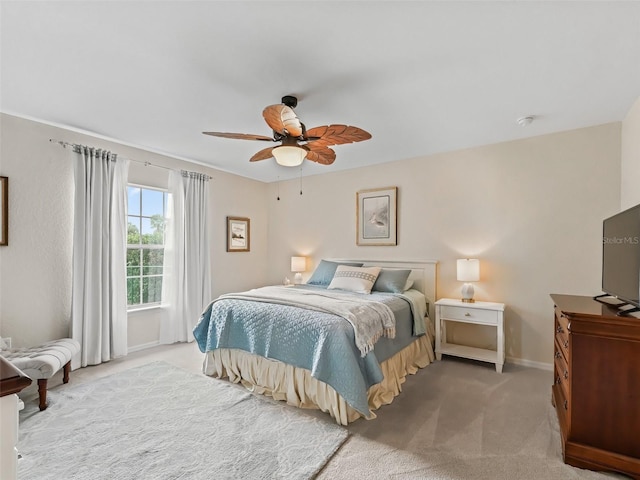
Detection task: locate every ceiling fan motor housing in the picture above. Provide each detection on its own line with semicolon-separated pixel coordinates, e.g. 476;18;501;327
281;95;298;108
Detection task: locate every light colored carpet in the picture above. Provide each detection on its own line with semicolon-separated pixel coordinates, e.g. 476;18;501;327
18;361;348;480
19;343;630;479
317;357;626;480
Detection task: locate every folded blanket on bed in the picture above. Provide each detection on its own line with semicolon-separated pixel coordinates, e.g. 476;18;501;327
216;286;396;356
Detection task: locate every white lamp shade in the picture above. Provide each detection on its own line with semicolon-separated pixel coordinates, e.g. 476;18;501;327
273;146;306;167
291;256;306;273
457;259;480;282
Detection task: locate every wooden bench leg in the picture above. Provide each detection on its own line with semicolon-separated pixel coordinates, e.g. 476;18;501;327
35;362;71;411
63;361;71;384
37;378;48;411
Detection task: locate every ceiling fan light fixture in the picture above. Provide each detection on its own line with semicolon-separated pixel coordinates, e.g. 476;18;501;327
273;146;306;167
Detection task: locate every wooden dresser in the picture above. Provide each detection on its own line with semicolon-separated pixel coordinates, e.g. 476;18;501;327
551;294;640;479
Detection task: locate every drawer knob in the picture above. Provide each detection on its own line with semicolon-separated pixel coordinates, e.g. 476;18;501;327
563;341;569;349
556;326;564;334
564;370;569;379
555;376;561;385
464;313;471;317
564;400;568;410
554;351;561;359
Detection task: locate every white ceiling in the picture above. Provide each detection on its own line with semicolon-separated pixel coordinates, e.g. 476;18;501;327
2;1;640;183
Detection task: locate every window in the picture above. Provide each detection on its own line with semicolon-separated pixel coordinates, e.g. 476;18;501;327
127;185;168;308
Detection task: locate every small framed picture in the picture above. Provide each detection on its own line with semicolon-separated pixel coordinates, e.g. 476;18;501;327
356;186;397;246
0;176;7;246
227;216;250;252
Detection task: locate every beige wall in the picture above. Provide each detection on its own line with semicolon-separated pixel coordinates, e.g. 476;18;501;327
266;123;621;367
621;96;640;210
0;113;268;351
0;113;624;367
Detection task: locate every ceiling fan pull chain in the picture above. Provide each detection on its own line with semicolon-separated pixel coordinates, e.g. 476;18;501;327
299;167;303;195
277;177;281;201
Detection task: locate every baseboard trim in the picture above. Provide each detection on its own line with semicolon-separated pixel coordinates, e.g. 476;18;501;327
507;356;553;371
127;341;160;354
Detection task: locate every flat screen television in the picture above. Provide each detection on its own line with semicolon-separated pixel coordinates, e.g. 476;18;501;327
600;203;640;315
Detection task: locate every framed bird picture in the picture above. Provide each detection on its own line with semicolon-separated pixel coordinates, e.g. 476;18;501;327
356;186;397;246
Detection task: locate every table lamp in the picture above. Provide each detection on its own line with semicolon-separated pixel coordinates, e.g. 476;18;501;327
457;258;480;303
291;256;306;285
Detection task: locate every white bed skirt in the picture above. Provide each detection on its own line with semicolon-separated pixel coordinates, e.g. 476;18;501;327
203;332;435;425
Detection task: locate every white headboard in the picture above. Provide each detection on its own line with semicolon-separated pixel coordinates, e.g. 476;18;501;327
328;259;438;320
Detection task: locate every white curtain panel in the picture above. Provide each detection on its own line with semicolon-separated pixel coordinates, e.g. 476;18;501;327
71;146;129;368
160;170;211;344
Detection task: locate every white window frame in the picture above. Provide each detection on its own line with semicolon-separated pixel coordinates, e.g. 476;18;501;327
126;184;168;311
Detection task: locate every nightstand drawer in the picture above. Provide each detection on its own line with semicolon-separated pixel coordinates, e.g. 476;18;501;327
439;305;499;325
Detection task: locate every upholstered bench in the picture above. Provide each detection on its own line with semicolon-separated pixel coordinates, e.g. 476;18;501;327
0;339;80;411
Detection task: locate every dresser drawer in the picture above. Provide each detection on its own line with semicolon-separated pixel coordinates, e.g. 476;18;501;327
552;383;570;438
554;326;570;365
553;351;570;409
554;336;569;366
555;308;570;347
439;305;499;325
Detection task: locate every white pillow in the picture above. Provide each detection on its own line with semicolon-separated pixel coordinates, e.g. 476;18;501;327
327;266;382;294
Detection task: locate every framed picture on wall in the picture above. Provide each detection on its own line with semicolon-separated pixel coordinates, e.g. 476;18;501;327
356;186;397;246
0;176;7;246
227;216;250;252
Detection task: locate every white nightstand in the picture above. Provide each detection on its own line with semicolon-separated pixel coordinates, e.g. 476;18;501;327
435;298;506;373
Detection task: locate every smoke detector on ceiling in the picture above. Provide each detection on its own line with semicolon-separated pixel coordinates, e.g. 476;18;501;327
517;116;534;127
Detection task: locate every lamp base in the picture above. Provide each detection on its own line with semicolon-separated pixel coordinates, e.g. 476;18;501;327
461;283;475;303
294;272;303;285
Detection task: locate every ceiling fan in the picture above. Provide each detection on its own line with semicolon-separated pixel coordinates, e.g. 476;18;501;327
203;95;372;167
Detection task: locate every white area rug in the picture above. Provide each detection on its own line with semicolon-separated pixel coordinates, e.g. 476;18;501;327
18;361;348;480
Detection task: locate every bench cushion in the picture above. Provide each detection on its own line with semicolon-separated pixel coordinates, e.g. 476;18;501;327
0;339;80;380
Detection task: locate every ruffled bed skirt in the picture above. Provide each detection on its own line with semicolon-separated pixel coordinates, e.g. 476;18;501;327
203;333;435;425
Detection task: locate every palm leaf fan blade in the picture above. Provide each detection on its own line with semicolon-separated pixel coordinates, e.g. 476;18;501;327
305;125;371;147
202;132;274;141
250;146;276;162
262;105;303;137
304;145;336;165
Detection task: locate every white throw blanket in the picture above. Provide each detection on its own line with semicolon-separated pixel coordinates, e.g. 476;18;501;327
217;286;396;357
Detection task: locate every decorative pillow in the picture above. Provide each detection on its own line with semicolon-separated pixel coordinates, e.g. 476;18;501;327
306;260;364;287
327;266;382;294
372;269;412;293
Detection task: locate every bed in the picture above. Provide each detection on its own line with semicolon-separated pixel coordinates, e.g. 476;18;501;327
193;259;438;425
